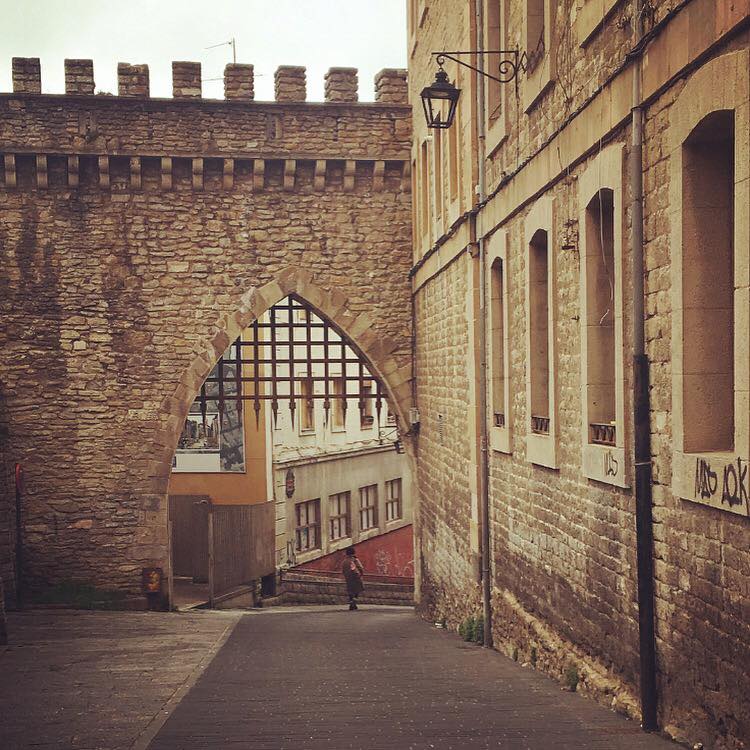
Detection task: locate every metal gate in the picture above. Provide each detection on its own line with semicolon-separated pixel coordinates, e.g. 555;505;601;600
169;495;275;606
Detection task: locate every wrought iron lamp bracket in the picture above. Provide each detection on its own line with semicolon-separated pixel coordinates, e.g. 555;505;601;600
432;50;522;93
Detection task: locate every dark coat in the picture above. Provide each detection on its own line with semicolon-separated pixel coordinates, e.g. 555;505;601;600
342;556;364;597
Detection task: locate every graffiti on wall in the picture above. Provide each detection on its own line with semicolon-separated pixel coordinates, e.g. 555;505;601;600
603;449;619;478
694;456;748;509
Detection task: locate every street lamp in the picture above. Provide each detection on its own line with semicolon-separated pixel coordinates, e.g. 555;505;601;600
420;66;461;130
421;51;522;129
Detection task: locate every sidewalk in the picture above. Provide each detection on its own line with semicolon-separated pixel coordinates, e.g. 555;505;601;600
0;606;680;750
0;609;240;750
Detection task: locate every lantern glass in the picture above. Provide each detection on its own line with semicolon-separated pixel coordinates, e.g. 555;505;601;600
420;69;460;129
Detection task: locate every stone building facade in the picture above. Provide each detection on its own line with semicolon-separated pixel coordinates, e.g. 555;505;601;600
408;1;750;748
269;316;412;569
0;60;413;601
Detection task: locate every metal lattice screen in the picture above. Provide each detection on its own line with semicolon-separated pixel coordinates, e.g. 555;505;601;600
192;295;388;429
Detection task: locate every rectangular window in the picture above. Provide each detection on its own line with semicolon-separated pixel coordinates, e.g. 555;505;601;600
584;189;616;446
420;140;429;241
486;0;502;121
669;66;750;515
488;231;511;453
385;479;402;521
298;377;315;432
360;380;374;429
332;376;346;429
359;484;378;531
526;0;545;71
295;499;320;552
329;491;350;541
522;0;555;112
529;229;550;434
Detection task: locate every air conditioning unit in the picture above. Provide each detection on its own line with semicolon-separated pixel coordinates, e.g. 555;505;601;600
409;407;420;427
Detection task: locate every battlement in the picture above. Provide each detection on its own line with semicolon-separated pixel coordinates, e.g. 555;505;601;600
8;57;408;104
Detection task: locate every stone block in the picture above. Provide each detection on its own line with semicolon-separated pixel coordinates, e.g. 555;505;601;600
118;63;150;97
64;59;95;95
12;57;41;94
172;61;201;98
324;67;358;102
275;66;306;102
374;68;408;104
224;63;254;100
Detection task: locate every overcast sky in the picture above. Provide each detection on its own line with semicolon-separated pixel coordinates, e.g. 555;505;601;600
0;0;407;101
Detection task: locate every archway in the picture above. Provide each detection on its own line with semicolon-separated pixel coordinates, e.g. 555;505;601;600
158;268;417;608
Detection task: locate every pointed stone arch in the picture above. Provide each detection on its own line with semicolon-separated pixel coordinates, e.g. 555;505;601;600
151;265;414;497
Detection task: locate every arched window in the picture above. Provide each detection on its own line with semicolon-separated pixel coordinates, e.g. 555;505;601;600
584;188;616;445
681;110;735;453
529;228;550;435
490;257;506;428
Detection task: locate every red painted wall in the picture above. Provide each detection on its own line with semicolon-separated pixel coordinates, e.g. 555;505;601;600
294;525;413;580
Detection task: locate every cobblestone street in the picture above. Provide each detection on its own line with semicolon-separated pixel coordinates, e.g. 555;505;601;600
1;607;679;750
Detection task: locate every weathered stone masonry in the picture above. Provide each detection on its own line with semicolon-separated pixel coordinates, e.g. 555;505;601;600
408;1;750;749
0;59;413;598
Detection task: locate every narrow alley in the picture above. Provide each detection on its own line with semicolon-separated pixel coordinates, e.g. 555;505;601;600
1;607;678;750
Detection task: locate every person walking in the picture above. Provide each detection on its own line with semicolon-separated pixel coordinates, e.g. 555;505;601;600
342;546;364;610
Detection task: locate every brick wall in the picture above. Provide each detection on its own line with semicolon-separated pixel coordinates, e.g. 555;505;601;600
0;62;413;598
414;254;482;623
409;1;750;747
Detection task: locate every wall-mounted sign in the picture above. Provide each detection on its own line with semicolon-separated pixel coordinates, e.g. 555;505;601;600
285;469;295;498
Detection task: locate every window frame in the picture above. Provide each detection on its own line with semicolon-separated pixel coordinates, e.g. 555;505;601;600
297;375;315;434
578;144;628;487
385;478;403;522
295;498;321;553
522;0;556;112
331;375;347;432
360;379;374;430
668;50;750;517
358;484;379;532
329;491;351;541
524;196;558;469
487;229;512;453
484;0;510;155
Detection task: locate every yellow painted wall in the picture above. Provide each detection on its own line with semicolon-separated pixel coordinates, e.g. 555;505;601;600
169;344;269;505
168;399;268;505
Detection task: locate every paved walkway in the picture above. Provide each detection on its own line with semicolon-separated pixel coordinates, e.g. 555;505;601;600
149;607;677;750
0;609;239;750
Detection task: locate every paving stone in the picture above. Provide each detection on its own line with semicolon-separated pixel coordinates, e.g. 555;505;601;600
0;609;239;750
149;608;678;750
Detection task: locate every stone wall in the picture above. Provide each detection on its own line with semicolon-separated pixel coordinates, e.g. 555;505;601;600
0;60;413;599
0;420;15;606
408;1;750;748
414;254;481;624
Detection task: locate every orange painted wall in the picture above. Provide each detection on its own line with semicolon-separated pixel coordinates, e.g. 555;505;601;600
168;400;269;506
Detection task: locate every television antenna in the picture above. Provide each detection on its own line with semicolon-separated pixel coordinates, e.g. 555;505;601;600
206;38;236;64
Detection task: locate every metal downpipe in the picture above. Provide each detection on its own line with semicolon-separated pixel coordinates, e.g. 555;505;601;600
630;0;658;731
473;0;493;649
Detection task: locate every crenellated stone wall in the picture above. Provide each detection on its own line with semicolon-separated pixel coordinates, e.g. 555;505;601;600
0;57;412;603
